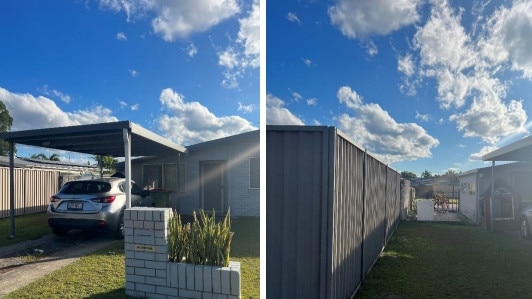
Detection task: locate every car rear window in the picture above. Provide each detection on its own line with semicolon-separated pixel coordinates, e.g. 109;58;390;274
60;181;112;194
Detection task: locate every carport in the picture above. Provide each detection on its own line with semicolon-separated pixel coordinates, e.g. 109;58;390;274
0;120;186;238
483;134;532;231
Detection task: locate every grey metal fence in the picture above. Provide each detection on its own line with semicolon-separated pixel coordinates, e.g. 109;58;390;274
0;167;59;218
267;126;401;299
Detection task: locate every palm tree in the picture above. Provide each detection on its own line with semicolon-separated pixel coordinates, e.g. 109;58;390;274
92;155;117;177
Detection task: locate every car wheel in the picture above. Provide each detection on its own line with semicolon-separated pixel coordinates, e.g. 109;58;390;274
115;213;125;239
520;217;531;240
52;227;68;237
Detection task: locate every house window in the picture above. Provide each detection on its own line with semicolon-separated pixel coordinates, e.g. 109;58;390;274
249;157;259;189
143;164;162;190
143;163;178;191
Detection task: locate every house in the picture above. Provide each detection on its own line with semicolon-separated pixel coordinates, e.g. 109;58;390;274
123;130;260;218
459;162;532;229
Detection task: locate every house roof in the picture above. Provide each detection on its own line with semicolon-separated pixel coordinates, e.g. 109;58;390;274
0;121;186;157
0;156;97;171
483;135;532;162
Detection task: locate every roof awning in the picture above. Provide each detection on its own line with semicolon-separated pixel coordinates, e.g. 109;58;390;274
0;120;186;157
483;135;532;162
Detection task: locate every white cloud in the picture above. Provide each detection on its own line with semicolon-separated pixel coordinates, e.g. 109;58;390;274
156;88;256;145
302;58;312;67
307;98;317;106
266;94;304;125
116;32;127;41
480;0;532;78
119;101;128;109
0;87;118;131
469;145;499;161
131;104;140;111
364;40;378;56
404;0;530;145
398;54;415;77
415;111;429;122
287;12;301;24
99;0;240;40
328;0;422;39
40;85;71;104
129;69;139;77
218;1;260;89
184;43;197;58
335;86;439;163
450;96;527;144
237;102;256;113
291;91;303;103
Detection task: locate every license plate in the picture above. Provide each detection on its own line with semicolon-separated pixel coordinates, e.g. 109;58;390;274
67;202;83;210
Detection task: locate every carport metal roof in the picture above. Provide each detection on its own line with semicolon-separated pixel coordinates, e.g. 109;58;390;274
481;134;532;232
483;134;532;162
0;120;186;157
0;121;186;239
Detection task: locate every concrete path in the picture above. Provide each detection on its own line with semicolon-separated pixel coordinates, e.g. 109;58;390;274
0;232;117;297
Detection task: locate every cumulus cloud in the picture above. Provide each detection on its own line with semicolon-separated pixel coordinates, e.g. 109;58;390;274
402;0;529;145
218;0;260;89
0;87;118;131
184;43;197;58
469;145;499;161
335;86;439;163
156;88;256;145
328;0;422;39
266;94;304;125
99;0;240;41
450;96;527;144
480;0;532;78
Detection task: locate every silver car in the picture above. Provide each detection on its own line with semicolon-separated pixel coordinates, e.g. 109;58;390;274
520;205;532;240
47;177;152;238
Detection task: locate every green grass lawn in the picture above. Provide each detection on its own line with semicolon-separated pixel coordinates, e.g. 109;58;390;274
0;212;50;247
3;216;260;299
356;221;532;298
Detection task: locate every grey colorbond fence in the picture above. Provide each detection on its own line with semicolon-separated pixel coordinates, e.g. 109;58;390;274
267;126;401;299
0;167;59;218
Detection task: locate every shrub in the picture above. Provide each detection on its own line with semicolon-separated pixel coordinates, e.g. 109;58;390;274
168;209;234;267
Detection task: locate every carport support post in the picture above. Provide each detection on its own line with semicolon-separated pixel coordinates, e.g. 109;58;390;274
123;128;131;209
490;161;495;233
9;140;15;239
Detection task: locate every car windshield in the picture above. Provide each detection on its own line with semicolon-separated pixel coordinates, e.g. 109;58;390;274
60;181;112;194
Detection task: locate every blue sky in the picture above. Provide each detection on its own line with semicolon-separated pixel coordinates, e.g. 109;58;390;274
267;0;532;177
0;0;259;163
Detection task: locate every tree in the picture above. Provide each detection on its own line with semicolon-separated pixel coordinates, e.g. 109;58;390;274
421;169;432;178
0;101;14;156
93;155;118;177
401;171;417;180
30;153;61;161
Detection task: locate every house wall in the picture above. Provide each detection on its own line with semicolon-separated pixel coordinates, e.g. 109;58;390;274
459;171;478;223
130;131;260;218
459;162;532;225
180;132;259;217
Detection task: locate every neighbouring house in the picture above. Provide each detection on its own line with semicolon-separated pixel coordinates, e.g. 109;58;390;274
459;162;532;229
122;130;260;218
410;176;459;199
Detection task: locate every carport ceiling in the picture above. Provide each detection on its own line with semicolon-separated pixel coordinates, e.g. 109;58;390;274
483;134;532;162
0;121;186;157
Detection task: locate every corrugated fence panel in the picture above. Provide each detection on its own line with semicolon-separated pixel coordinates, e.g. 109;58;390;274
266;126;402;299
267;127;330;299
362;155;388;274
0;167;9;218
0;167;59;218
329;133;365;299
